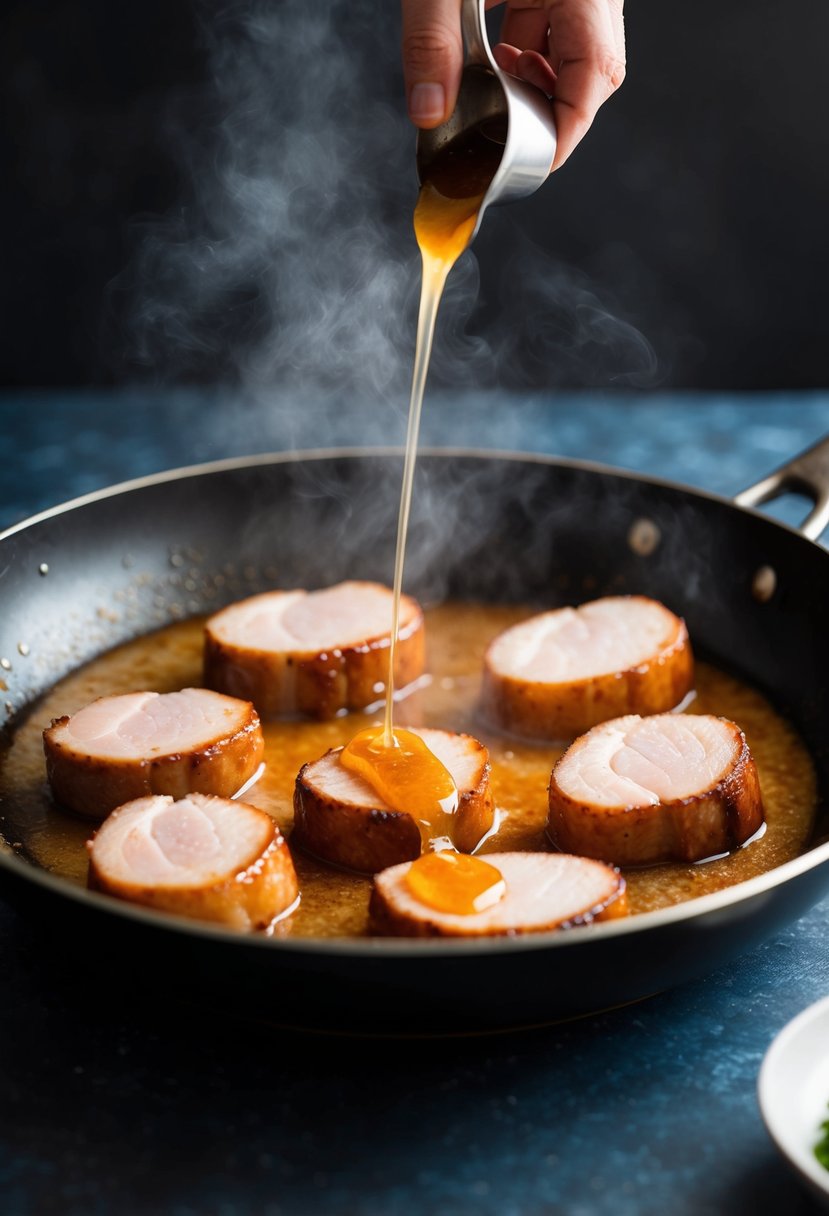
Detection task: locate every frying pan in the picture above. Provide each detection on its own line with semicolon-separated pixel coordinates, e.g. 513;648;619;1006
1;439;828;1034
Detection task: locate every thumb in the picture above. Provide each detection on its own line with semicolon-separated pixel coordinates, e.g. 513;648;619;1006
401;0;463;128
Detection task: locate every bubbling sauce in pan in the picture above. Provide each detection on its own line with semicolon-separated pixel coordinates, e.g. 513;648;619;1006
0;602;818;937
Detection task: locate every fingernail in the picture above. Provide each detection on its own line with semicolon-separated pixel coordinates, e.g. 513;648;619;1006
409;82;445;124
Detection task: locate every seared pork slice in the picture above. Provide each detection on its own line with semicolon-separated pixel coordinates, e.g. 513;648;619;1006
370;851;627;937
204;581;425;719
87;793;298;929
547;713;764;865
44;688;263;819
293;727;495;873
483;595;693;740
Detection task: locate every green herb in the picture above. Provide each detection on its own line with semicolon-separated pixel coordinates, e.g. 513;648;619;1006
815;1111;829;1170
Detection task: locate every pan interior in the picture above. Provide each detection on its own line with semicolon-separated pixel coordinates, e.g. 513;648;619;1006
0;451;827;942
1;601;818;939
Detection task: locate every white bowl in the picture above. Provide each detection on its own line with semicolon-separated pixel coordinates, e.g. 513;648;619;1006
759;993;829;1206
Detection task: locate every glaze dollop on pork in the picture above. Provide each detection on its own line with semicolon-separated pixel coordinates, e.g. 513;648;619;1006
370;851;627;937
293;727;495;873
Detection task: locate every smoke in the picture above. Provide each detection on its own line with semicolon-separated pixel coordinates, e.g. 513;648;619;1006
434;221;660;389
108;0;659;402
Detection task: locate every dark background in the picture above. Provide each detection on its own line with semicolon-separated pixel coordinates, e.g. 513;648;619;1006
2;0;828;392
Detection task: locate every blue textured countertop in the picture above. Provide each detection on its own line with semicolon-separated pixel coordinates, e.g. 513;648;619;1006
1;390;829;1216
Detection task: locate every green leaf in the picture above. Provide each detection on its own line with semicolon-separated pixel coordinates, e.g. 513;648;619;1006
814;1105;829;1171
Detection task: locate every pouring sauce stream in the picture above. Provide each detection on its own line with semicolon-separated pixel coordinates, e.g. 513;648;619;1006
341;128;505;868
383;126;504;745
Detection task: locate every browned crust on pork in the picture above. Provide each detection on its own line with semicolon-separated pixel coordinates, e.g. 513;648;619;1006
291;734;496;874
44;699;264;821
293;786;422;874
368;862;627;938
546;718;764;866
453;755;497;854
204;593;426;720
482;599;694;741
87;805;298;930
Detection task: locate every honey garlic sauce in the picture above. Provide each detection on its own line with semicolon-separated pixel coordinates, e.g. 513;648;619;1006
341;726;459;846
406;851;506;916
0;602;818;937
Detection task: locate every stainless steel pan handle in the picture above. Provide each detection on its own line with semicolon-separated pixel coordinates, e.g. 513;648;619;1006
735;433;829;541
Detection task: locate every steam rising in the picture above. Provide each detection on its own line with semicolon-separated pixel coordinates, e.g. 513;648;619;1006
113;0;658;403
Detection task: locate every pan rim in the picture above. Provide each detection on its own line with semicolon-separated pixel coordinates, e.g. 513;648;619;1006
0;446;826;958
2;834;828;957
0;443;820;551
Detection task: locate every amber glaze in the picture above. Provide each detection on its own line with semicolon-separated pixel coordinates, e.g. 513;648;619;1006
341;727;459;846
0;602;818;938
405;851;506;915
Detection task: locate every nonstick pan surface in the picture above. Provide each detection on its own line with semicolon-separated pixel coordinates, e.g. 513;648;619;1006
1;445;827;1034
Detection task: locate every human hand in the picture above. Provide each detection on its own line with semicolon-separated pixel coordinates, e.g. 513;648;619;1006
400;0;625;171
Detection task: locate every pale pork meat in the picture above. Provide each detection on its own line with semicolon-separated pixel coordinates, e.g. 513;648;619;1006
204;581;425;719
44;688;264;819
547;713;764;865
292;727;495;873
87;793;298;929
370;851;627;937
483;595;693;740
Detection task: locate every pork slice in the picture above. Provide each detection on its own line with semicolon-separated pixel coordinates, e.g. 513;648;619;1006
482;595;694;740
369;851;627;937
87;793;298;930
292;727;495;873
547;712;764;865
204;581;425;719
44;688;264;820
